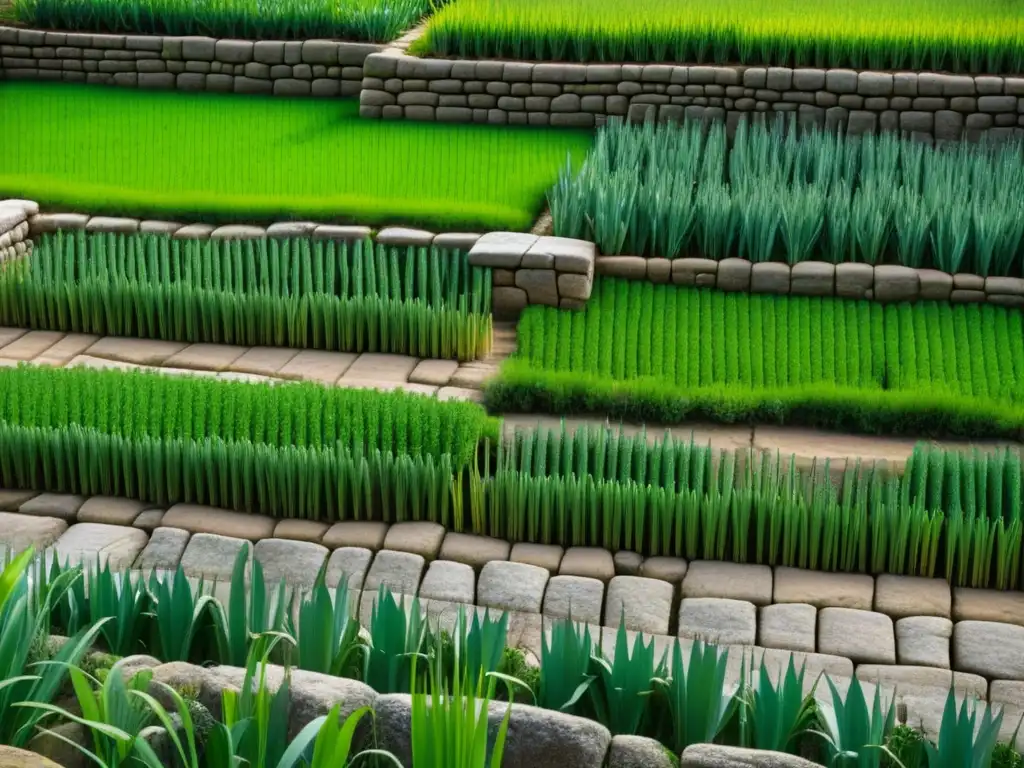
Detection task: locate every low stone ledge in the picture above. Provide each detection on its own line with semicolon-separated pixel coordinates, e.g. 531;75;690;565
358;51;1024;141
0;26;378;96
594;254;1024;309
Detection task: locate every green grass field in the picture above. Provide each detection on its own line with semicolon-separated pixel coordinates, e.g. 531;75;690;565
488;279;1024;438
419;0;1024;72
0;83;592;231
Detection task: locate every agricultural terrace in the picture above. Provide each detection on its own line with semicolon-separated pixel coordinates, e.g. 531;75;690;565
13;0;433;40
419;0;1024;72
0;83;591;231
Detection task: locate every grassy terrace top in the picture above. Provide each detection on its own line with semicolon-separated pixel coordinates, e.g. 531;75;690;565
12;0;432;41
418;0;1024;74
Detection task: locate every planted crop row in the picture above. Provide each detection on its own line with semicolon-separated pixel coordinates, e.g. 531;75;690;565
0;232;492;360
16;0;434;42
13;552;1020;766
552;119;1024;276
419;0;1024;73
489;279;1024;438
0;84;592;232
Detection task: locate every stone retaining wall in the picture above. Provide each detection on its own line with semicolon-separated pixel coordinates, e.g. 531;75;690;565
359;52;1024;141
0;26;381;96
0;199;35;263
598;255;1024;307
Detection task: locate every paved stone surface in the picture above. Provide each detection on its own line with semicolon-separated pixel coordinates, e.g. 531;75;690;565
0;511;68;558
162;504;276;540
678;598;757;646
228;346;299;376
542;575;604;624
896;616;952;668
254;538;329;589
179;533;251;581
0;330;64;360
954;620;1024;680
773;566;874;610
341;353;419;383
133;527;191;572
18;493;86;521
408;359;458;386
604;576;673;635
50;523;149;568
324;546;374;592
559;546;615;582
322;521;390;550
438;532;510;570
362;549;425;596
163;343;247;372
818;607;896;664
682;561;772;605
277;350;358;383
76;496;150;526
419;560;475;604
875;575;951;619
758;603;817;653
382;521;445;560
34;333;100;366
85;337;188;366
478;561;549;613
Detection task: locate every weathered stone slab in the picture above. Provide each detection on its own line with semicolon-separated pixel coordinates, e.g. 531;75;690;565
478;561;549;613
605;575;674;635
133;526;190;572
679;598;757;646
542;575;604;625
418;560;475;604
51;523;148;569
162;504;275;540
818;607;895;664
381;521;445;559
758;603;816;653
178;533;251;581
254;538;329;589
682;561;772;605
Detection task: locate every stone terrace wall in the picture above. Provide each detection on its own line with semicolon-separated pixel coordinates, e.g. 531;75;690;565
360;52;1024;142
599;256;1024;307
0;26;381;96
0;199;35;263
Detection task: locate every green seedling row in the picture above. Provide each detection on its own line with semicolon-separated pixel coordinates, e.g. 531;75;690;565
552;118;1024;275
0;232;493;360
0;84;593;232
420;0;1024;73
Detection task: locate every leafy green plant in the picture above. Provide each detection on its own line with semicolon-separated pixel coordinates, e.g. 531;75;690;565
589;623;662;736
815;676;896;768
364;587;428;694
293;575;366;679
654;639;737;753
146;568;220;663
923;691;1004;768
737;655;818;753
538;617;596;713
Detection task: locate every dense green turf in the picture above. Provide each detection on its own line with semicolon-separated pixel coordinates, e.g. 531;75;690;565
15;0;430;41
0;83;592;230
419;0;1024;72
487;279;1024;438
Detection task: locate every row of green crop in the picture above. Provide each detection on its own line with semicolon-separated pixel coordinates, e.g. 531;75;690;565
3;365;1024;590
8;551;1020;767
0;233;493;360
15;0;435;41
418;0;1024;73
488;279;1024;438
551;119;1024;275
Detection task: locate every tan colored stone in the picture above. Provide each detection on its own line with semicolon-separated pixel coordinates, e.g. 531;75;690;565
419;560;475;604
0;330;64;361
990;681;1024;750
66;355;145;372
438;532;510;570
164;343;247;372
758;603;816;653
953;587;1024;627
382;521;446;560
179;533;251;581
875;575;951;619
437;385;483;403
278;350;358;383
76;496;149;526
682;561;772;605
0;745;67;768
322;521;389;550
679;597;757;646
639;556;688;583
133;527;190;572
614;550;643;576
510;542;563;572
0;327;28;351
597;256;647;279
19;493;86;521
478;561;548;613
228;346;298;376
543;575;604;624
362;549;425;596
162;504;276;540
273;519;329;543
954;621;1024;680
133;509;165;531
560;546;615;582
896;616;952;668
754;425;919;477
33;333;100;365
51;523;149;569
448;364;494;389
0;511;68;557
85;337;189;366
0;489;38;510
818;607;895;664
774;566;874;610
342;353;419;383
324;546;373;592
605;576;673;635
408;359;458;386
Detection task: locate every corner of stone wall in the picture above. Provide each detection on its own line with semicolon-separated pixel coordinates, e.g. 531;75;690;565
0;199;38;262
469;233;595;319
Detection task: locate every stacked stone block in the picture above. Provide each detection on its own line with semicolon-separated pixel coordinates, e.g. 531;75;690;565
0;26;381;96
0;199;35;263
360;52;1024;141
468;233;596;318
597;255;1024;308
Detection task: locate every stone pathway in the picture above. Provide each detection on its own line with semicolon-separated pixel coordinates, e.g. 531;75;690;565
2;493;1023;749
0;324;518;402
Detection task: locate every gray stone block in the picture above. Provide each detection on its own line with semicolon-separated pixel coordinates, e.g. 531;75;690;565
825;69;857;93
792;68;825;90
896;616;952;668
181;37;215;61
678;597;757;646
419;560;475;604
542;575;604;624
604;576;673;635
478;561;549;613
818;607;895;664
215;39;252;64
759;603;816;653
